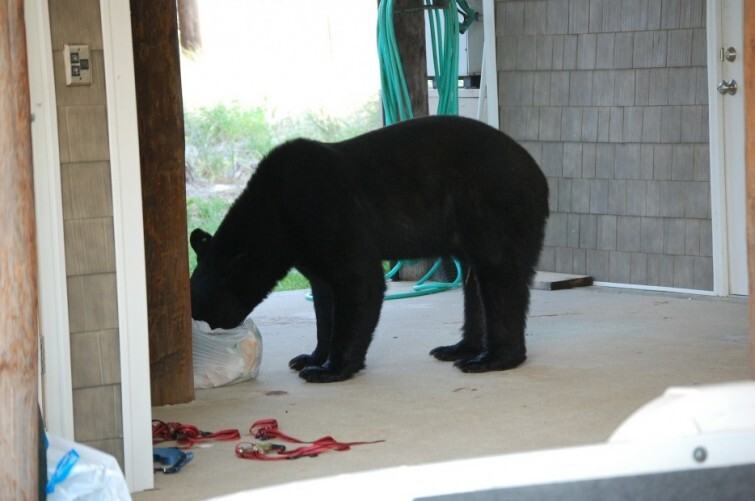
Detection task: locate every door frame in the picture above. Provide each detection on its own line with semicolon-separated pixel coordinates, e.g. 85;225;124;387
99;0;154;492
708;0;748;296
25;0;75;439
481;0;499;128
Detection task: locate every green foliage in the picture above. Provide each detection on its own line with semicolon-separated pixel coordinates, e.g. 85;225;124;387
275;100;383;144
185;99;382;184
273;268;311;292
184;103;275;183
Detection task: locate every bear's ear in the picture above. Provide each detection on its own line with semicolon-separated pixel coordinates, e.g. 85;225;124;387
190;229;213;257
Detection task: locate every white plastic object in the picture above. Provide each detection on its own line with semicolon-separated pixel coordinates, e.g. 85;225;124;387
192;317;263;389
46;433;130;500
609;381;755;443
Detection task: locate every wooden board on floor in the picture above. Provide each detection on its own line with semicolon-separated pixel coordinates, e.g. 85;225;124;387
533;272;593;291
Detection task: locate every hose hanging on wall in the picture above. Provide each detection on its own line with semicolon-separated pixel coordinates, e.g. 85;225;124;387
376;0;475;300
426;0;459;116
377;0;414;124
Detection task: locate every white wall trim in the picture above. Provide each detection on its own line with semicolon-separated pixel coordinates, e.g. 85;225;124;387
25;0;75;439
482;0;499;129
592;281;718;297
706;0;731;296
99;0;154;492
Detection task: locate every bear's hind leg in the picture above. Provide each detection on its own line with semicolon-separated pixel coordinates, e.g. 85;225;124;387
455;268;529;373
430;265;485;362
289;277;333;371
298;263;386;383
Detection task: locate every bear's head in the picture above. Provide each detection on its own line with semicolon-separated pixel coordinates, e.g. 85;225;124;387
190;228;251;329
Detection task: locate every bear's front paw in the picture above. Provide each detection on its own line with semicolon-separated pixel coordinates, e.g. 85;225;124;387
454;349;526;373
289;353;325;371
430;341;481;362
298;360;365;383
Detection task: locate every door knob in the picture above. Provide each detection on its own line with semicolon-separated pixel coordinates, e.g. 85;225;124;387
720;46;737;62
717;79;738;95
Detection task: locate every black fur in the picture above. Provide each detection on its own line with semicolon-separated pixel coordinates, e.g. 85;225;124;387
190;116;549;383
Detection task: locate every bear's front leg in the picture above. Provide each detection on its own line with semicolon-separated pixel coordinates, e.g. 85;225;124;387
298;267;385;383
289;277;333;371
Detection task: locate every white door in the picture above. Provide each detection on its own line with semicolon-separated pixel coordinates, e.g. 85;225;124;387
709;0;748;295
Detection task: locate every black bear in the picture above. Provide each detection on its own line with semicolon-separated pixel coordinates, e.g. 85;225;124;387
190;115;549;383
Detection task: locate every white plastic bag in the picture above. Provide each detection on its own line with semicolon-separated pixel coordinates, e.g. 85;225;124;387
192;317;263;389
46;433;131;500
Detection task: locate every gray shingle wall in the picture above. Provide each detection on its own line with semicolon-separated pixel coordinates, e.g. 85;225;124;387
49;0;125;467
496;0;712;290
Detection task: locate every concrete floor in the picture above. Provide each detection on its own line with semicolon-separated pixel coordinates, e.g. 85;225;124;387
134;283;751;500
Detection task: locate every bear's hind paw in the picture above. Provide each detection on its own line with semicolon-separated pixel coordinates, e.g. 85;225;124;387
298;361;365;383
298;366;351;383
430;341;481;362
454;350;526;373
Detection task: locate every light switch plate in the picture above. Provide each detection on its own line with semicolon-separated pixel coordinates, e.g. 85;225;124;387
64;44;92;86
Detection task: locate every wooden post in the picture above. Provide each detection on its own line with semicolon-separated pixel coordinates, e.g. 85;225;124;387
130;0;194;405
0;0;40;498
744;0;755;377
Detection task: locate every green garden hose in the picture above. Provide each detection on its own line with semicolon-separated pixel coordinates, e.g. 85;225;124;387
377;0;413;124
